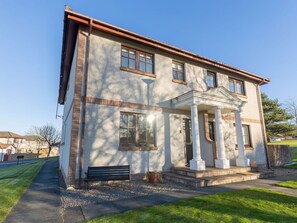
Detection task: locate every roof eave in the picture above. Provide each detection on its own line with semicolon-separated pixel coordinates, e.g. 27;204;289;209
58;9;270;103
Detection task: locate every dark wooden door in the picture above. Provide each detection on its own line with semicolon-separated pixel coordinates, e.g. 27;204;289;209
184;119;193;165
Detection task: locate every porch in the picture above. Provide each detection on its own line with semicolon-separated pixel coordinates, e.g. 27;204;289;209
172;87;250;171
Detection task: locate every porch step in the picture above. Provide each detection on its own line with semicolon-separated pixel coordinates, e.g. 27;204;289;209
172;166;252;178
163;171;274;188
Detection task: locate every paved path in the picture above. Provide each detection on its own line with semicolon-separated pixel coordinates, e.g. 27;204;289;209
3;159;296;223
63;171;297;223
4;159;62;223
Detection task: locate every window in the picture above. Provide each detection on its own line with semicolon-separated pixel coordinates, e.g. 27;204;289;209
206;71;217;89
120;113;155;147
172;61;185;81
229;78;245;95
208;121;215;141
121;46;154;74
242;125;251;147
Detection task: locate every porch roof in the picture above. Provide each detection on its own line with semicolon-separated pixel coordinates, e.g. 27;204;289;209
172;87;245;112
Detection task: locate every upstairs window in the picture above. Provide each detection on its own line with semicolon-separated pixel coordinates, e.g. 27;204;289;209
172;61;185;81
121;46;154;74
229;78;245;95
119;112;155;147
206;71;217;89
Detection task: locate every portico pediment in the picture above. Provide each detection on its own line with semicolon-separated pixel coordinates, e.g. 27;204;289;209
172;86;245;112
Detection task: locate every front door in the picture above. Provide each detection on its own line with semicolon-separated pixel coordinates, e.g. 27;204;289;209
184;119;193;166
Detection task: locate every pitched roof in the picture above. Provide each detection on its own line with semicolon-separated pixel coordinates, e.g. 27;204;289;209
59;8;270;104
0;131;24;139
0;143;15;149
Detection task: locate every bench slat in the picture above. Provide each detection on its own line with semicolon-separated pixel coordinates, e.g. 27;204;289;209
85;165;130;183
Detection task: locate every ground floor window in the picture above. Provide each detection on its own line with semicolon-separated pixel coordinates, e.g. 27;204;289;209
242;124;252;147
119;112;155;147
234;124;252;147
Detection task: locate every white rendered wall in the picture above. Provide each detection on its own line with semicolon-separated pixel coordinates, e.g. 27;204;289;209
60;36;79;178
75;30;268;176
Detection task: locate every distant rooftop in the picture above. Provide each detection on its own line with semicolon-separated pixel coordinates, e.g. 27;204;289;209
0;131;24;139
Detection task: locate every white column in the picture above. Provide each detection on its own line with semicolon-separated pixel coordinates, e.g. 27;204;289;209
190;102;205;171
214;107;230;169
235;111;250;167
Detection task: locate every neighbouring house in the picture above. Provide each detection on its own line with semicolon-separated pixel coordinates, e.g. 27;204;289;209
0;143;16;161
0;132;59;159
0;131;25;147
58;9;270;187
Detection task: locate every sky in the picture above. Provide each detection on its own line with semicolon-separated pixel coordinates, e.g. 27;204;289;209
0;0;296;135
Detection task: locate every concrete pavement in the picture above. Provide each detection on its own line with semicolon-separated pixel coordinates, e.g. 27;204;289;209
4;158;62;223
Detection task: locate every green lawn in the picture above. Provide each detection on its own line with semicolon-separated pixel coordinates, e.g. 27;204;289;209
0;161;45;222
277;180;297;189
268;139;297;162
87;188;297;223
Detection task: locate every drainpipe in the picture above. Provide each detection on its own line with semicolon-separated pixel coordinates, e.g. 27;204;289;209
256;80;271;169
78;19;93;187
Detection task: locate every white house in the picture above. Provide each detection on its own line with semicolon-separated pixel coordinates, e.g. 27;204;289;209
58;9;270;187
0;143;16;161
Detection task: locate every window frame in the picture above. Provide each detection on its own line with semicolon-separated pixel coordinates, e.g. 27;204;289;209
121;46;155;77
242;124;252;147
228;77;245;95
172;60;186;84
206;70;217;89
119;112;157;151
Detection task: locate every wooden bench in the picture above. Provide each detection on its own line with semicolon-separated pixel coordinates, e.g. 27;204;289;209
84;165;130;189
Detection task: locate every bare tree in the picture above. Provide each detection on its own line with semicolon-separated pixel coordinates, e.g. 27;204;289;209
32;124;61;157
285;100;297;125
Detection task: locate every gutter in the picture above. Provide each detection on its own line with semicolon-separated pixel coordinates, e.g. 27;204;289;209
256;79;271;169
78;19;93;187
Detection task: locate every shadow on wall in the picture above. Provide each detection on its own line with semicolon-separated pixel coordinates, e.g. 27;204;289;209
83;40;216;176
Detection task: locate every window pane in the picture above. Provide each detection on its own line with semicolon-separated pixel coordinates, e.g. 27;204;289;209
146;63;153;73
120;114;128;128
242;125;250;146
129;59;135;69
129;51;135;59
139;54;145;62
138;115;146;143
140;62;146;72
121;49;128;57
177;64;183;71
207;74;215;88
128;128;136;144
172;70;178;80
119;129;128;144
236;81;243;94
172;63;177;69
121;57;128;68
178;71;184;81
128;115;136;127
146;56;152;64
229;80;235;92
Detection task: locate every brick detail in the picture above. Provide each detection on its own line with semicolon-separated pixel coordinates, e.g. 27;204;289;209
67;30;86;186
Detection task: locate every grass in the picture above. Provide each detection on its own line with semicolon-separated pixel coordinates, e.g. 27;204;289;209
277;180;297;189
0;161;45;222
87;188;297;223
268;139;297;162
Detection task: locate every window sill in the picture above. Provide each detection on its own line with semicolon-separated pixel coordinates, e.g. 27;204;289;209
232;92;248;99
172;79;187;85
119;145;158;151
120;67;156;78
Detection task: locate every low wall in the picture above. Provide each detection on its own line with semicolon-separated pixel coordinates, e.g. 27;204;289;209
267;145;292;166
